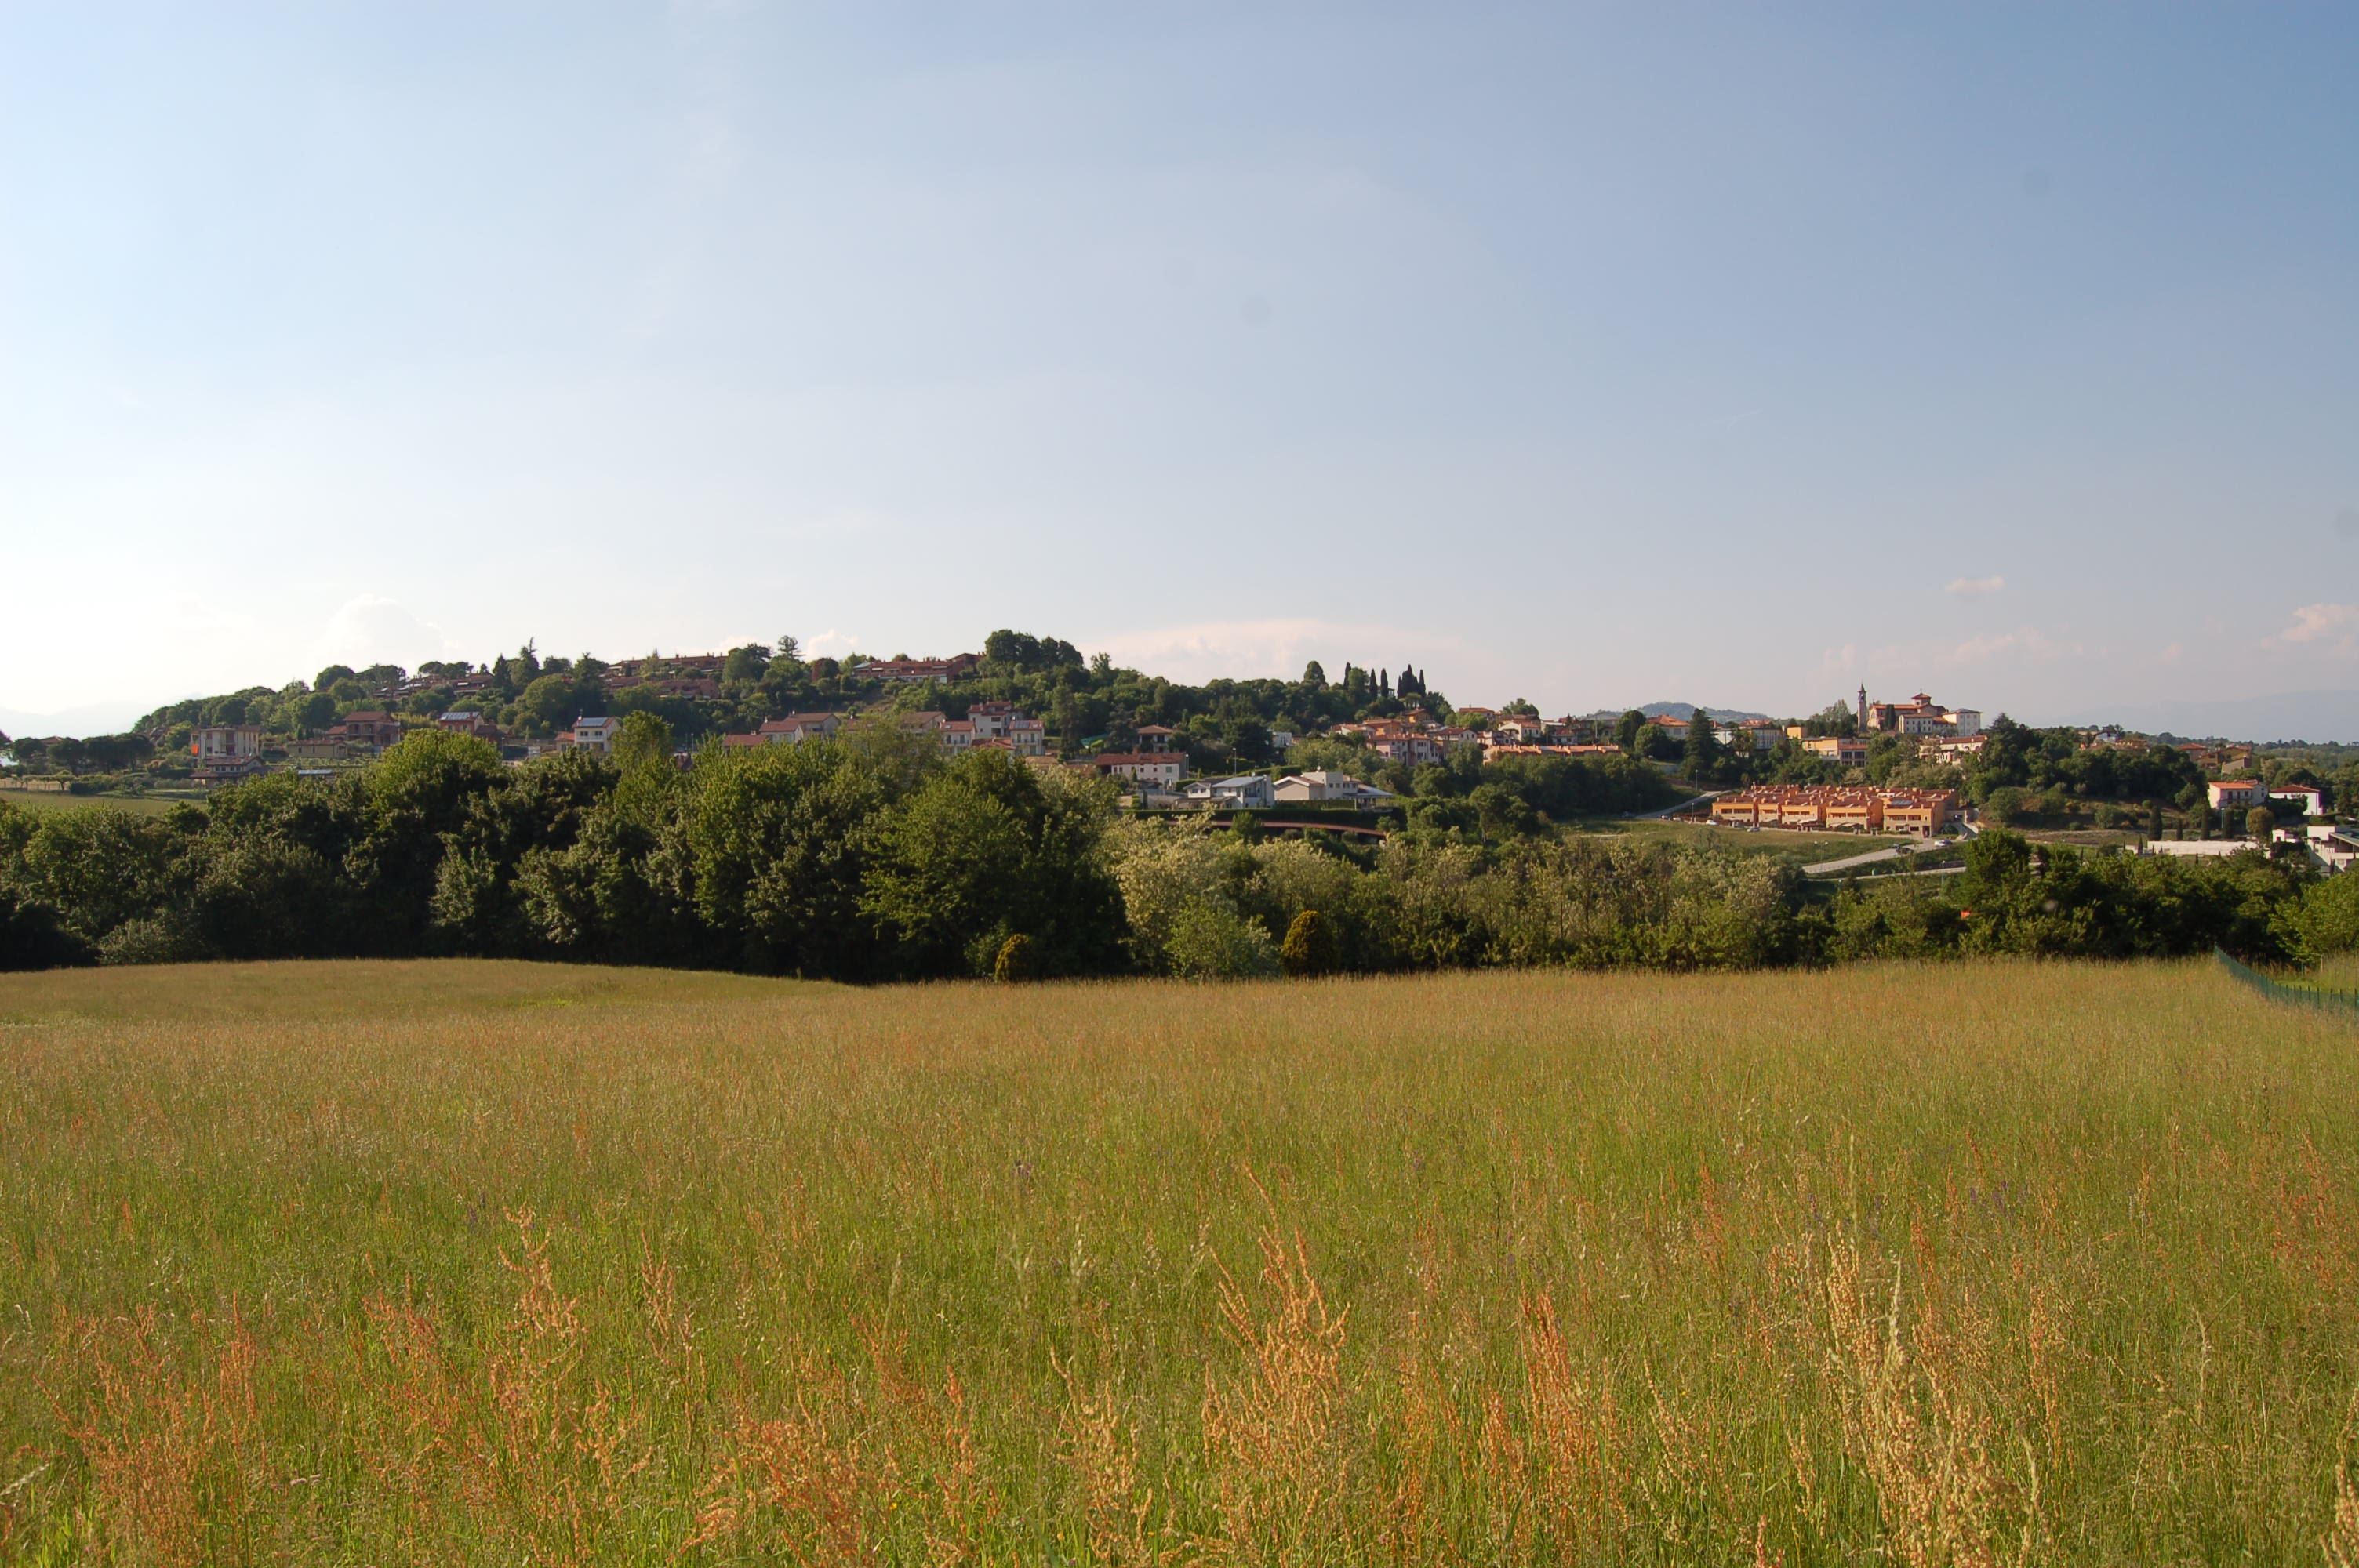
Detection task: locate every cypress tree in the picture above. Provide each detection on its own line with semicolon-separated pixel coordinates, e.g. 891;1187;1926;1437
1280;910;1338;977
1683;706;1721;781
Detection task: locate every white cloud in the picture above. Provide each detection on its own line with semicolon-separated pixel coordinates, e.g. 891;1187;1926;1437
312;596;451;673
1945;575;2005;597
1944;626;2082;666
1858;626;2087;679
2270;602;2359;655
801;627;862;657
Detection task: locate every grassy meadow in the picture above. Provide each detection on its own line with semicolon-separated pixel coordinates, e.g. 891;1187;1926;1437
3;958;2358;1563
1585;818;1903;862
0;789;192;818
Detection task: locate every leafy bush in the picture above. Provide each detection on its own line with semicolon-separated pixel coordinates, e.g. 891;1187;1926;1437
97;914;207;967
994;933;1038;983
1165;904;1279;980
2280;872;2359;962
0;884;93;970
1280;909;1337;976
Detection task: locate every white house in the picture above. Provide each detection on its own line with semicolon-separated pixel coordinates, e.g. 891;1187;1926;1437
191;724;267;782
572;717;620;753
2269;785;2327;818
1186;775;1274;809
1274;770;1394;809
1093;751;1187;788
754;713;839;746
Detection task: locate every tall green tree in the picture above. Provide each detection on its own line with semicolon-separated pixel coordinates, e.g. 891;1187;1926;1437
861;750;1122;977
1682;708;1723;782
615;712;675;772
683;738;892;976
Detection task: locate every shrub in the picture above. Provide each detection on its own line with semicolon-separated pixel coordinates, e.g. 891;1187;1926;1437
0;885;95;971
1280;909;1338;977
2281;873;2359;962
96;913;208;967
1166;904;1280;980
994;932;1038;983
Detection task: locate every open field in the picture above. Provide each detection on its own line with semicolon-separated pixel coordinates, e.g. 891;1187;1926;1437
2019;827;2147;851
3;959;2358;1563
0;787;194;817
1593;816;1903;860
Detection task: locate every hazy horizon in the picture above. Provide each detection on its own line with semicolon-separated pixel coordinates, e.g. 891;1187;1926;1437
5;5;2356;736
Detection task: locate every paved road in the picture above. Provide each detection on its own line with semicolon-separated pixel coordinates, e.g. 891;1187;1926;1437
1630;790;1725;821
1802;838;1960;876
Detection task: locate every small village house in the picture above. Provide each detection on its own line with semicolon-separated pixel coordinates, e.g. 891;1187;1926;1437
1272;771;1394;809
1091;751;1187;788
1185;775;1275;810
190;723;267;782
570;716;620;754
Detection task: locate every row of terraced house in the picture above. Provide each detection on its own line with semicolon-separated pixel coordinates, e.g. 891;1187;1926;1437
712;702;1047;757
1710;784;1964;837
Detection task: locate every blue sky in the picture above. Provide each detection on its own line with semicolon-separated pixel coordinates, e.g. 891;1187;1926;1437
5;3;2357;734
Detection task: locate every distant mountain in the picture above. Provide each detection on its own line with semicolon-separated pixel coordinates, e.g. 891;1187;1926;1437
1645;702;1773;724
1571;702;1774;724
0;700;153;742
2047;688;2359;746
1560;703;1774;728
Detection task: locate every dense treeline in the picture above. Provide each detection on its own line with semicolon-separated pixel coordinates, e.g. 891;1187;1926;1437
4;727;2354;977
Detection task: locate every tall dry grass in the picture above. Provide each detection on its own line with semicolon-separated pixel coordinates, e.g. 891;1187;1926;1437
1;956;2355;1562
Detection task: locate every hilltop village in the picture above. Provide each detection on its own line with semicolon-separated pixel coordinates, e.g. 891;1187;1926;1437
3;633;2353;874
5;630;2357;985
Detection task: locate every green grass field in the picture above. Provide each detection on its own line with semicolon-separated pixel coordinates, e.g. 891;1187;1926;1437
0;787;194;817
1594;816;1903;861
3;959;2357;1563
2019;827;2146;850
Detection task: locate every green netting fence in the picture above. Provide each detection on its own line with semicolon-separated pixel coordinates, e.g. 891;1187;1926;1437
2215;948;2359;1022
